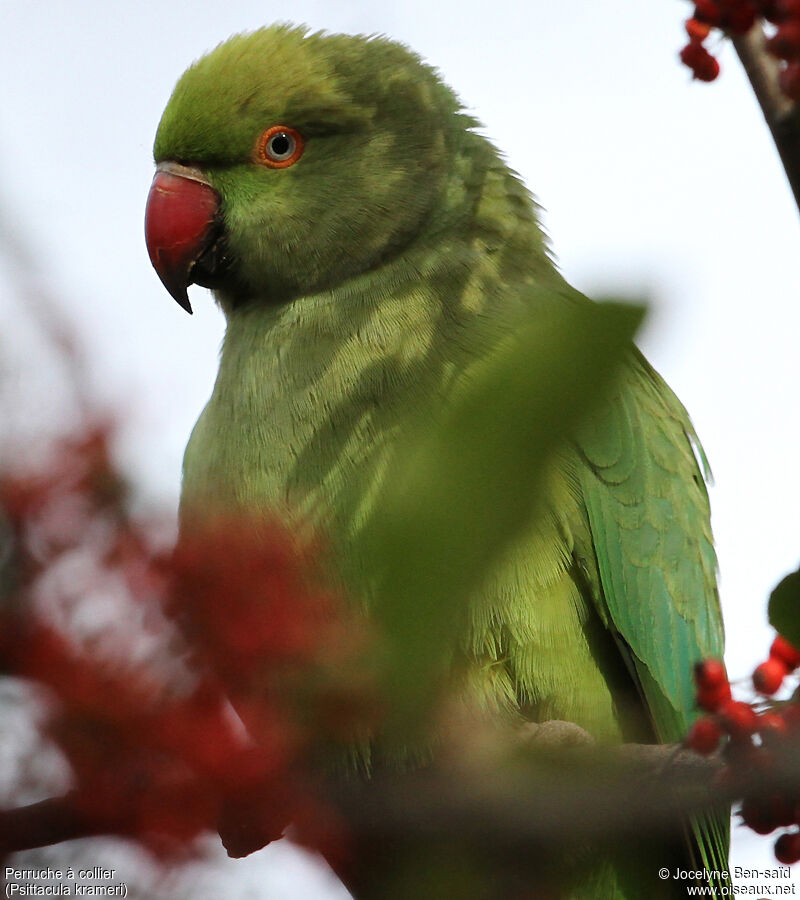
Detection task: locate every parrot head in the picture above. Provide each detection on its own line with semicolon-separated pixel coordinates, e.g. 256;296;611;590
145;25;466;312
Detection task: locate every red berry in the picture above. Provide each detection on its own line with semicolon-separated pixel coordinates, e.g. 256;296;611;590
770;635;800;670
696;683;732;712
696;681;732;712
694;0;724;25
719;699;759;735
727;7;758;33
767;22;800;60
686;17;713;41
694;659;729;689
680;42;722;82
743;794;797;835
694;660;731;711
759;711;789;738
741;796;779;834
775;830;800;864
686;717;723;754
701;58;721;82
753;658;788;695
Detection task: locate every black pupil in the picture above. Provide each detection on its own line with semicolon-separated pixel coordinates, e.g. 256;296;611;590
270;133;292;157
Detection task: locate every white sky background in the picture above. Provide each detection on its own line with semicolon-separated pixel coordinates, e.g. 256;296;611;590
1;0;799;894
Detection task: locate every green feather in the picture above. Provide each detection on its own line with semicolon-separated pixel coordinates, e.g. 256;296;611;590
154;24;729;897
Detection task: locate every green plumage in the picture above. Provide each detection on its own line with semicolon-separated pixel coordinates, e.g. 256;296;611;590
154;25;727;897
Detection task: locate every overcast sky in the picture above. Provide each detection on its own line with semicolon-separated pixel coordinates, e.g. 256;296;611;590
2;0;799;893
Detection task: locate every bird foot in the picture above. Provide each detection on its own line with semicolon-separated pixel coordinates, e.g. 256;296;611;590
518;720;595;747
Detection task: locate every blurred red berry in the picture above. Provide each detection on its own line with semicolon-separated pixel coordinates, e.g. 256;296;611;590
743;793;797;836
770;635;800;670
759;711;789;737
768;22;800;59
727;6;758;33
695;659;729;689
753;658;788;694
694;0;724;25
169;517;325;688
686;17;713;41
697;683;732;712
741;796;780;834
686;717;723;754
694;660;731;710
719;699;759;735
775;830;800;864
680;41;722;81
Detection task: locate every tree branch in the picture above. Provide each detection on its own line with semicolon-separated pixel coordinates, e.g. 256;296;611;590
1;736;797;864
327;742;728;851
0;795;107;855
733;25;800;215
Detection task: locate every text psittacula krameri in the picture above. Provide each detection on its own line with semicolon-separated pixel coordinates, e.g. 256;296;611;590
144;25;728;899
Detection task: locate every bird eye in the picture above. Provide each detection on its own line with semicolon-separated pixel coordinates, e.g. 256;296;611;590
255;125;304;168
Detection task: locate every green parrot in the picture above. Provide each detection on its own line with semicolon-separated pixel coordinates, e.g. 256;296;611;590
145;25;728;898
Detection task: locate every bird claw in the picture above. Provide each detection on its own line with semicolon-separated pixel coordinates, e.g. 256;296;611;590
518;720;595;747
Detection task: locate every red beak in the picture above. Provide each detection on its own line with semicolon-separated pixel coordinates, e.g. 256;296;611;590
145;165;221;314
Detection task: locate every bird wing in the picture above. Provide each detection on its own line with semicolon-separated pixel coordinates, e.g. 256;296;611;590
576;350;728;883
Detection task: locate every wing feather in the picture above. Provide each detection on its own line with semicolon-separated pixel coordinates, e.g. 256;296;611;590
575;350;728;888
577;351;723;737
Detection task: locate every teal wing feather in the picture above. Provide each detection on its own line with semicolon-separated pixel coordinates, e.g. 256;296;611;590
577;350;722;736
576;349;728;888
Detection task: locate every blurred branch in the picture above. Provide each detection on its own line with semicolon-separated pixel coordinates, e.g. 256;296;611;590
733;25;800;216
0;794;107;855
0;736;758;858
328;742;728;849
324;737;800;897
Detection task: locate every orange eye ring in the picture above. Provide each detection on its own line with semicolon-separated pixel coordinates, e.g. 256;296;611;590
254;125;305;168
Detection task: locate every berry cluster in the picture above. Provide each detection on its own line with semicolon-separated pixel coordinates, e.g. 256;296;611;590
685;641;800;865
680;1;800;99
0;422;375;858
